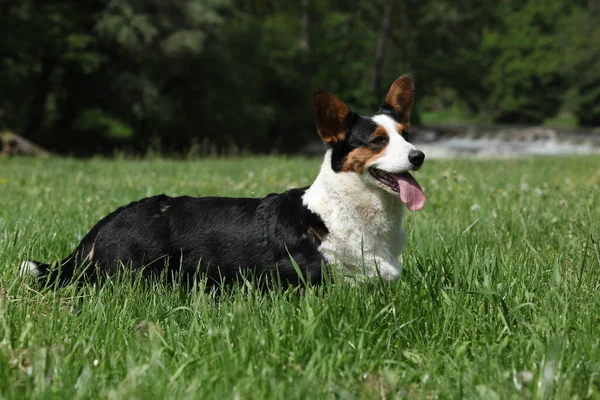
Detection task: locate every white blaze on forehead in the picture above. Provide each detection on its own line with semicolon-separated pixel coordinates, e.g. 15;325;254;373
371;114;401;138
369;114;416;173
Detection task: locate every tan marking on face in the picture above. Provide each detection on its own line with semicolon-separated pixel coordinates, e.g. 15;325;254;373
341;126;389;173
160;205;171;213
373;125;389;139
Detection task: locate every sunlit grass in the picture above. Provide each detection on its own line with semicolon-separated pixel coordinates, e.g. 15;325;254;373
1;155;599;399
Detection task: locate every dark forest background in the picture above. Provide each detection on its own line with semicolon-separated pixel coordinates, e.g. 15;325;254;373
1;0;599;155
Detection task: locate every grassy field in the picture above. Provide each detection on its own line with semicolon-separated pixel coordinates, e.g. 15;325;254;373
0;155;599;399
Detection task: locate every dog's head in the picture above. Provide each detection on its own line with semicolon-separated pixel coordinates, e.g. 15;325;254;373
313;75;426;211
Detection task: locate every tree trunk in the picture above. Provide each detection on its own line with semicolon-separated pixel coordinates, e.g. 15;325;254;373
300;0;312;89
370;0;394;95
23;57;55;140
343;0;359;50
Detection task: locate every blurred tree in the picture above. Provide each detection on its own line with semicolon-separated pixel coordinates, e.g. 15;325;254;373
366;0;498;123
370;0;394;97
0;0;597;156
0;0;105;143
560;0;600;126
94;0;227;150
482;0;572;123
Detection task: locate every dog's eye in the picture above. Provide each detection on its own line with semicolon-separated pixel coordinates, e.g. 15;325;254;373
370;136;388;145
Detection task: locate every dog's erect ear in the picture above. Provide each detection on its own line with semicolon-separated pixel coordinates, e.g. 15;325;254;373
384;74;415;125
313;91;351;146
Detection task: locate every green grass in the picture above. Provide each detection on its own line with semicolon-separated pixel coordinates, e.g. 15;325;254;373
1;155;599;399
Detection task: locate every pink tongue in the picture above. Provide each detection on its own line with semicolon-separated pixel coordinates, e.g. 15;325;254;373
395;173;426;211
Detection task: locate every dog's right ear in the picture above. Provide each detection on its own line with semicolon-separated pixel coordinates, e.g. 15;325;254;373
313;92;351;146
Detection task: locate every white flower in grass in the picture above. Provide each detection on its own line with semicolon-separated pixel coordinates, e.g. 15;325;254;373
534;187;544;197
542;361;555;390
520;182;529;192
93;359;99;367
518;370;534;384
491;211;498;219
470;203;481;212
559;199;568;207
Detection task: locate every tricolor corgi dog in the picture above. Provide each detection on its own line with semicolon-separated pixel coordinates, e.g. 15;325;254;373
20;74;426;287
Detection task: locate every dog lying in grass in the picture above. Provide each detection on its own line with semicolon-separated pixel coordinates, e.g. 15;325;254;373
21;75;426;287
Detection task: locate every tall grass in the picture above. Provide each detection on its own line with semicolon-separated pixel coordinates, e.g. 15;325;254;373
0;155;599;398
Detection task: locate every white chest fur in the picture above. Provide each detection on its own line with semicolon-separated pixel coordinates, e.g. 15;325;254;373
303;151;406;281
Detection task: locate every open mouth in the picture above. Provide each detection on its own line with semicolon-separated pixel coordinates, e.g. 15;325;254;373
368;167;426;211
369;168;403;192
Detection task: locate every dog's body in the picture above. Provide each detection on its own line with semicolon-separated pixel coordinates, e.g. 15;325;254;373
20;75;426;287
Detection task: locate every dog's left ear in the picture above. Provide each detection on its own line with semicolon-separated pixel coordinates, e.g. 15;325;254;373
384;74;415;125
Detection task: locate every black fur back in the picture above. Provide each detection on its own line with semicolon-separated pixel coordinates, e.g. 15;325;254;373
33;187;329;287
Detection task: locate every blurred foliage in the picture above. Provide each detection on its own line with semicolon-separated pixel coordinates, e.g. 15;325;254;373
0;0;598;155
560;1;600;126
482;0;569;123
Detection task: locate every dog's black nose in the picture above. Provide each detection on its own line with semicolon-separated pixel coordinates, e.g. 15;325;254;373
409;150;425;167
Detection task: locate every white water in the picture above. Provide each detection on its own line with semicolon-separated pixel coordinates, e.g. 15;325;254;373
418;137;600;159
